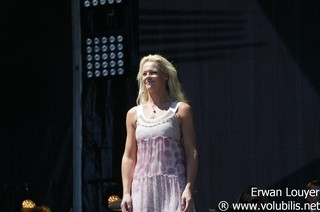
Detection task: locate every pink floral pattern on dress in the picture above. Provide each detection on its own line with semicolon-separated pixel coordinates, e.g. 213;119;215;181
132;102;187;212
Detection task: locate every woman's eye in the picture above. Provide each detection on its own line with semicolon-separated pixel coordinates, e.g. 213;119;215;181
142;70;158;76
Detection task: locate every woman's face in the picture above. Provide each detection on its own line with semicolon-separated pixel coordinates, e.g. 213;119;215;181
142;61;168;92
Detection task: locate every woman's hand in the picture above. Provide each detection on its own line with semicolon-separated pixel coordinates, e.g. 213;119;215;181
181;188;195;212
120;193;132;212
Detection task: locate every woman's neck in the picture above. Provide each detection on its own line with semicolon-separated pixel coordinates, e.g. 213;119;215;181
147;92;171;106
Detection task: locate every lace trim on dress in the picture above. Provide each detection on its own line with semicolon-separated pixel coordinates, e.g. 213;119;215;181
136;101;180;127
138;110;175;126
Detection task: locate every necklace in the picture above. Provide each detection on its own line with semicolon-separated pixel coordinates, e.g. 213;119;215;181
150;97;171;114
152;105;156;113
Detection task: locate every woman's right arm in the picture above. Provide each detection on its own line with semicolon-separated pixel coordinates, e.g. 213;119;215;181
121;107;137;212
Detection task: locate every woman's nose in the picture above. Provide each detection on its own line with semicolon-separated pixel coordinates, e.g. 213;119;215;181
145;72;152;78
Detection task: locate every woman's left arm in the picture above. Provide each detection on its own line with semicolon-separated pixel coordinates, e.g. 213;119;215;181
178;102;198;211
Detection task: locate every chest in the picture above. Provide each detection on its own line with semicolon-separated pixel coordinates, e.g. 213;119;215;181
135;116;181;141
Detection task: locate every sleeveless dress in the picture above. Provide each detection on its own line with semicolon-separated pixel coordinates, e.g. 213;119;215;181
132;101;186;212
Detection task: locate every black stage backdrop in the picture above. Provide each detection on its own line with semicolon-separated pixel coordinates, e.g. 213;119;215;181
0;1;73;211
1;0;320;212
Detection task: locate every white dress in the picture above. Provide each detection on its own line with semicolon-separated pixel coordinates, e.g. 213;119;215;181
131;101;186;212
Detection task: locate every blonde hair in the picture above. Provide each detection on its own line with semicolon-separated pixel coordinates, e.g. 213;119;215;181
136;54;187;105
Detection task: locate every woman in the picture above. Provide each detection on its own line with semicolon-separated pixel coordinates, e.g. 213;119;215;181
121;54;198;212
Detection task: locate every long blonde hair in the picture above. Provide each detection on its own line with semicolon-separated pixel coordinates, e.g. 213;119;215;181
136;54;187;105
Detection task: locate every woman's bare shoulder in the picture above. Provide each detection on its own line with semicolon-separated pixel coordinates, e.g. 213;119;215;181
126;106;138;124
178;102;192;114
127;106;138;115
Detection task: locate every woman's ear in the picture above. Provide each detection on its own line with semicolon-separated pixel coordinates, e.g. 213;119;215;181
164;73;169;81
